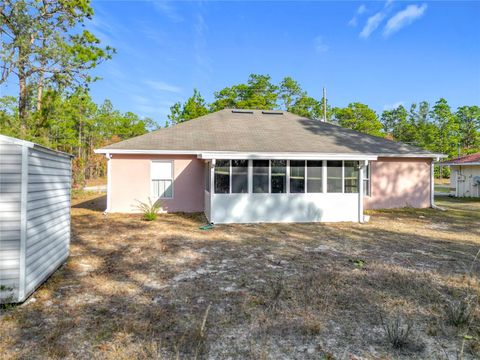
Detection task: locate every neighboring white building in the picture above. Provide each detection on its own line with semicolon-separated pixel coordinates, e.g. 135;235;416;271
440;153;480;198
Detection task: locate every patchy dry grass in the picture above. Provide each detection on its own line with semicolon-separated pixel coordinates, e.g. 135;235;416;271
1;195;479;359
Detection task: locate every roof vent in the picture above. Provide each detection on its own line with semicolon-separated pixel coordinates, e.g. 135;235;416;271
262;111;283;115
231;109;254;114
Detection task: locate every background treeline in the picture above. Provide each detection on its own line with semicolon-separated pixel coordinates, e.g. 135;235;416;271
0;0;155;186
0;91;155;185
169;73;480;165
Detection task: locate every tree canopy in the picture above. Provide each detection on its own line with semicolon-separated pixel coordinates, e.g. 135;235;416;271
171;74;480;160
0;0;114;132
332;102;383;137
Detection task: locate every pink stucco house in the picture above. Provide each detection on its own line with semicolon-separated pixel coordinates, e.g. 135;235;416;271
95;109;444;223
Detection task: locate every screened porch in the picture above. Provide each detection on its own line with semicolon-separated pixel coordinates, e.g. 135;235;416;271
203;158;371;224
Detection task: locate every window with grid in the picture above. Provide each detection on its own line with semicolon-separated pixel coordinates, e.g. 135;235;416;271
152;161;173;198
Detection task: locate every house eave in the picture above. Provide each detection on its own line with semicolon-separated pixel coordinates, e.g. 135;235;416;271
94;148;444;160
378;153;446;160
440;162;480;166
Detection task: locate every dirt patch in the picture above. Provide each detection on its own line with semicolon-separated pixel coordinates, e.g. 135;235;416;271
1;195;479;359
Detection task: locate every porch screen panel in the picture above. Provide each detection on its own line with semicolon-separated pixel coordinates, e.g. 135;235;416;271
307;160;322;193
290;160;305;193
327;161;342;193
152;161;173;198
271;160;286;193
344;161;359;193
214;160;230;193
253;160;269;193
204;162;210;192
232;160;248;193
363;164;371;196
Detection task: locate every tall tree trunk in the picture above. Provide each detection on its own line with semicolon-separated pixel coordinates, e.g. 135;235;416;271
37;70;44;112
18;70;28;136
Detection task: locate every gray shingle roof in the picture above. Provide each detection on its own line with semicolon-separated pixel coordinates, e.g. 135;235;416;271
100;109;441;157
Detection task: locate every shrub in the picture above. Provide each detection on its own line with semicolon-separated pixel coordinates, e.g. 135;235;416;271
445;296;476;327
381;314;413;349
135;198;162;221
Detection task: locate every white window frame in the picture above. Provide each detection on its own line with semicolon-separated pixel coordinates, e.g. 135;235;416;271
151;160;174;199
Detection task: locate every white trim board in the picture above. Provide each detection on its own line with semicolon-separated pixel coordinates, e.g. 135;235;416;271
94;148;444;160
198;152;378;160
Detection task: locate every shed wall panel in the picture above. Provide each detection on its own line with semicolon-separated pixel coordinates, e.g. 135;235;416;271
0;140;21;301
24;147;71;301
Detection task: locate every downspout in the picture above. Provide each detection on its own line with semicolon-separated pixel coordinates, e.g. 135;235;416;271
105;153;112;213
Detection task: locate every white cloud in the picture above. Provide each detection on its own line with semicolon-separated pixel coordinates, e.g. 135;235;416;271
144;80;182;93
314;36;329;53
383;101;405;110
348;4;367;27
193;12;213;78
384;4;428;37
360;12;386;39
151;1;183;22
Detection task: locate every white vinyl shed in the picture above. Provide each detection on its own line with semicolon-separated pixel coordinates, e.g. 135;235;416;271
0;134;73;303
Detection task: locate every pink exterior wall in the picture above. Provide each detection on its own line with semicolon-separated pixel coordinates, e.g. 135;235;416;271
109;154;205;213
365;157;432;209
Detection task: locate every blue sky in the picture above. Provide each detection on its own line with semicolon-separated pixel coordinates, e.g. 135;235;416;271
4;1;480;126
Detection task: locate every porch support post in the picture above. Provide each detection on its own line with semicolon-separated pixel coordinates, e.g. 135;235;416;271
322;160;327;193
358;160;366;223
248;159;253;193
430;159;435;207
210;159;215;223
105;152;112;213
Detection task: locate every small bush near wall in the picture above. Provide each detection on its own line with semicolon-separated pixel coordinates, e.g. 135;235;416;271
136;198;162;221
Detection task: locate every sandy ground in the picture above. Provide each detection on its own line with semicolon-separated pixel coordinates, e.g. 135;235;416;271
1;194;479;359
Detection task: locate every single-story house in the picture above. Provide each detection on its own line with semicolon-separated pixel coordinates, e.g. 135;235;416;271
439;153;480;198
95;109;444;223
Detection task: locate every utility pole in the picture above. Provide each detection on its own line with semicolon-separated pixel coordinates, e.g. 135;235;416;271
323;87;327;122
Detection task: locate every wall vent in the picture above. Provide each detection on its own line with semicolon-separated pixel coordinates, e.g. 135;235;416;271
231;110;254;114
261;111;283;115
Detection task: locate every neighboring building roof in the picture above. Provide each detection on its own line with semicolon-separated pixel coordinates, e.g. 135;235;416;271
440;152;480;166
96;109;443;158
